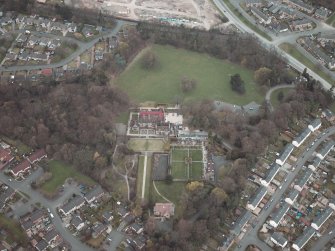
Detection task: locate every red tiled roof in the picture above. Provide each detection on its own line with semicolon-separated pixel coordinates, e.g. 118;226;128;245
41;68;53;76
153;203;175;217
0;148;14;170
139;111;164;118
11;159;31;176
28;149;47;163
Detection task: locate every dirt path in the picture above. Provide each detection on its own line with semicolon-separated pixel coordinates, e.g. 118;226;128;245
153;181;172;203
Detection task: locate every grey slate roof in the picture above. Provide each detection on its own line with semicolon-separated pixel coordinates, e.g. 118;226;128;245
318;141;335;158
271;232;288;246
271;202;290;225
277;143;294;164
84;185;104;203
293;128;311;146
231;210;252;235
312;207;333;229
60;196;85;215
293;227;315;250
309;118;321;129
248;186;267;208
295;169;313;189
263;163;281;184
287;189;299;202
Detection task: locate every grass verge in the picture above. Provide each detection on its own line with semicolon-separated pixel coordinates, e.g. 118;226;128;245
222;0;272;41
279;43;334;85
326;13;335;27
40;160;95;195
0;214;28;245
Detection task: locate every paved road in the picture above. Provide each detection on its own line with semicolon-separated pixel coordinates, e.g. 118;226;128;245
0;168;94;251
213;0;335;94
0;20;133;72
235;126;335;251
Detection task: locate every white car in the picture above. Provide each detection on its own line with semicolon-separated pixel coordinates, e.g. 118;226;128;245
49;213;54;219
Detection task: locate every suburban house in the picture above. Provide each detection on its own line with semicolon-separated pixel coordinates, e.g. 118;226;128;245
329;198;335;210
0;147;13;170
276;143;294;166
294;169;313;192
247;186;267;211
290;19;313;31
28;149;47;164
10;159;31;177
245;0;264;8
117;207;130;218
66;23;77;33
84;185;104;204
311;207;333;230
92;222;107;238
314;7;330;19
310;106;324;127
250;7;272;24
35;240;48;251
308;157;321;172
269;202;290;228
17;34;28;43
316;141;335;160
43;229;61;246
231;210;252;236
283;0;314;13
102;211;113;222
129;223;144;234
322;109;335;122
279;7;296;19
153;203;175;218
292;227;316;251
177;130;208;141
260;163;280;187
20;209;48;237
285;189;299;205
271;232;288;248
71;216;85;231
59;196;85;216
292;128;311;147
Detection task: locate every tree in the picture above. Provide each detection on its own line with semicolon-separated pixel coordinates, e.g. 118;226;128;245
180;76;197;93
277;91;284;102
230;74;245;94
141;51;157;70
254;67;273;86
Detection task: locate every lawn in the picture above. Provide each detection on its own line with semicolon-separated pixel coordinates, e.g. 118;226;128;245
223;0;272;41
270;87;294;108
128;138;165;152
40;160;95;195
190;162;203;180
171;161;188;179
190;149;203;161
326;13;335;27
171;149;188;162
116;45;264;105
116;111;129;124
279;43;334;85
0;214;28;245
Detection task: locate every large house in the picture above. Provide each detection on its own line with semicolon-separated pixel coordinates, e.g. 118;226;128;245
153;203;175;218
28;149;47;164
0;147;13;170
10;159;31;177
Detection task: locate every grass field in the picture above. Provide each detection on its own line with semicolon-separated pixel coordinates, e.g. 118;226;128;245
116;45;264;105
171;161;188;179
270;87;294;108
128;138;165;152
279;43;334;85
326;13;335;27
171;149;188;162
40;160;95;195
190;149;203;161
190;162;203;179
223;0;272;41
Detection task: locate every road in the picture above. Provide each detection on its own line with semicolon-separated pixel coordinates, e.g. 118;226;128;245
0;168;95;251
235;126;335;251
310;225;335;251
0;20;132;72
213;0;335;94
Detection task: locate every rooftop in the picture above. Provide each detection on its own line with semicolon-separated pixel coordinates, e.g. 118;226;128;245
231;210;252;235
248;186;267;208
271;202;290;225
293;227;315;250
295;169;313;189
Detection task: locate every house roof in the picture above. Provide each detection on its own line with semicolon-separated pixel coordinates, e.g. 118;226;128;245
130;223;143;232
312;207;333;229
295;169;313;189
11;159;31;176
60;196;85;215
35;240;48;251
251;7;270;22
293;128;311;145
0;148;13;169
309;118;321;129
0;186;15;209
102;211;113;221
117;207;129;217
71;215;84;227
277;143;294;164
231;210;252;235
41;68;53;76
292;19;312;27
43;229;59;243
153;203;175;217
271;232;288;246
310;157;322;169
92;222;107;236
84;185;104;202
293;227;315;250
286;0;314;12
263;163;281;184
318;141;335;158
28;149;47;163
30;208;47;222
248;186;267;208
271;202;290;225
287;189;299;202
